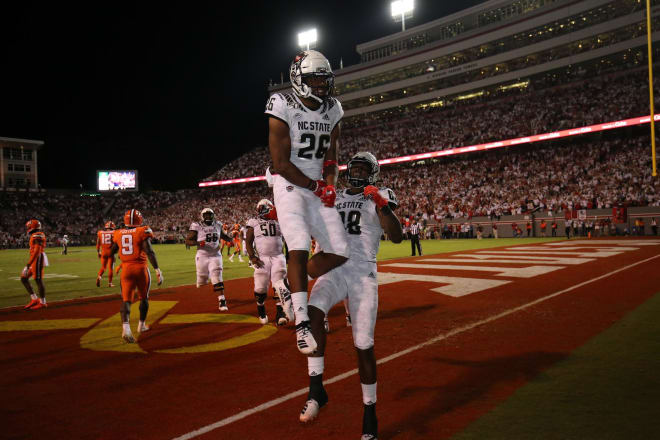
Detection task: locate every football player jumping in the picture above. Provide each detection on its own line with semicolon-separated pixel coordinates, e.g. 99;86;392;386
185;208;233;311
96;221;116;287
22;219;48;310
266;50;349;354
110;210;163;343
299;152;402;440
245;199;289;325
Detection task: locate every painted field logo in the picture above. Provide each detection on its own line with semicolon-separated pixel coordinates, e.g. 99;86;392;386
0;301;277;355
80;301;277;354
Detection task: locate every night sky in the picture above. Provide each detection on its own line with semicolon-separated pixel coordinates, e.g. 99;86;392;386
2;1;484;191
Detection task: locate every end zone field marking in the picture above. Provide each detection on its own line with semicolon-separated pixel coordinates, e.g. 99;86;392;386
171;253;660;440
383;263;564;278
0;318;100;331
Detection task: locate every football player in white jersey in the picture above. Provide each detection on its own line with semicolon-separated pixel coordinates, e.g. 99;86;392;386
266;50;350;355
245;199;289;325
299;152;402;440
185;208;233;311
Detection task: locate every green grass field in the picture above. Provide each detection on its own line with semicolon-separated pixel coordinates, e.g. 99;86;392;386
452;290;660;440
0;237;563;309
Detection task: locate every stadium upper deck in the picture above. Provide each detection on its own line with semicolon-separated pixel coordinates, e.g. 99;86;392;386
269;0;660;118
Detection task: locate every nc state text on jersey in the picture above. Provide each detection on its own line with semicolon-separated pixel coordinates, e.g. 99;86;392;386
297;121;331;132
336;201;364;210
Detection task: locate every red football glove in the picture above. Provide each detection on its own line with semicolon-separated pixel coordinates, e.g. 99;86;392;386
320;185;337;207
312;179;327;197
198;240;206;247
364;185;388;209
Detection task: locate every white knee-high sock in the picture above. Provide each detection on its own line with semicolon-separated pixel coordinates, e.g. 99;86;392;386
291;291;309;324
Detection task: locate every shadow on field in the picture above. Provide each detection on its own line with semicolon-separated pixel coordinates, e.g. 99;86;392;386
378;304;437;321
380;351;567;439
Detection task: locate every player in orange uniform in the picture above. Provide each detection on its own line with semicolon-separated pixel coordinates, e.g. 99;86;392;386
220;223;232;257
22;219;49;310
96;221;117;287
110;209;163;343
228;223;244;262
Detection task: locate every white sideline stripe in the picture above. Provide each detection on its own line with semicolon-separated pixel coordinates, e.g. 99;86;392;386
172;253;660;440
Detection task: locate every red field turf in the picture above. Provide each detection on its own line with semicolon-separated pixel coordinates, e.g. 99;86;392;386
1;239;659;440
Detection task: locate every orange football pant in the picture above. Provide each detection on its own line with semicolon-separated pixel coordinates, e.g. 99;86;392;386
98;254;115;282
119;264;151;302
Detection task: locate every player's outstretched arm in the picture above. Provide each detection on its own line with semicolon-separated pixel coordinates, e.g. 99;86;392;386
220;231;232;243
268;117;318;190
245;227;264;268
378;206;403;243
142;239;163;285
184;230;199;247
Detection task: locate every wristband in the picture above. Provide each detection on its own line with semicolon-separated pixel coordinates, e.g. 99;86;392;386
323;160;337;168
306;180;318;191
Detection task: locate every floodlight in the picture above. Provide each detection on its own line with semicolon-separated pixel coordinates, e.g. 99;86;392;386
391;0;414;31
298;28;317;50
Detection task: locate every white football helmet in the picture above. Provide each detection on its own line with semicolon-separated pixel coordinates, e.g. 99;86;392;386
347;152;380;187
200;208;215;226
290;50;334;103
257;199;274;219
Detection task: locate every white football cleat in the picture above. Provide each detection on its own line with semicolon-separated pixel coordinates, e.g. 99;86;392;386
299;399;321;423
137;322;150;333
272;279;294;322
122;330;135;344
296;320;317;354
259;315;268;325
219;298;229;311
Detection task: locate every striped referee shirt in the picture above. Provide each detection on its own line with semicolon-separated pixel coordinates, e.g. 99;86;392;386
410;223;421;236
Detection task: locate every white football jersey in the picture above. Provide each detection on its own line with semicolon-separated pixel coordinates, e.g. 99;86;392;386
265;92;344;181
246;217;283;257
334;188;398;262
190;221;223;257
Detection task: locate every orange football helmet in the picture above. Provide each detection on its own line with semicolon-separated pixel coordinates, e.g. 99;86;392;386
25;219;41;232
104;221;116;229
124;209;143;227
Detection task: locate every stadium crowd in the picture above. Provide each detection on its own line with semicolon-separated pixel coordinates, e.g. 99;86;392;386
1;129;657;248
203;67;657;182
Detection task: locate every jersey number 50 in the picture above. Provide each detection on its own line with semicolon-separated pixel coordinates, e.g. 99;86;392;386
298;133;330;160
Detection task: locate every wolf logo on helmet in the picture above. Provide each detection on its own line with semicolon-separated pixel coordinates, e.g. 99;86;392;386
257;199;275;220
290;50;335;104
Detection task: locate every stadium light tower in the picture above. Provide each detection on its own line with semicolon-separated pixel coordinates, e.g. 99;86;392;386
391;0;414;32
298;28;317;50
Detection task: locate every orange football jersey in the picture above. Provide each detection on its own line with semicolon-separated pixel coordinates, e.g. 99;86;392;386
29;232;46;261
113;226;154;265
97;230;114;256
